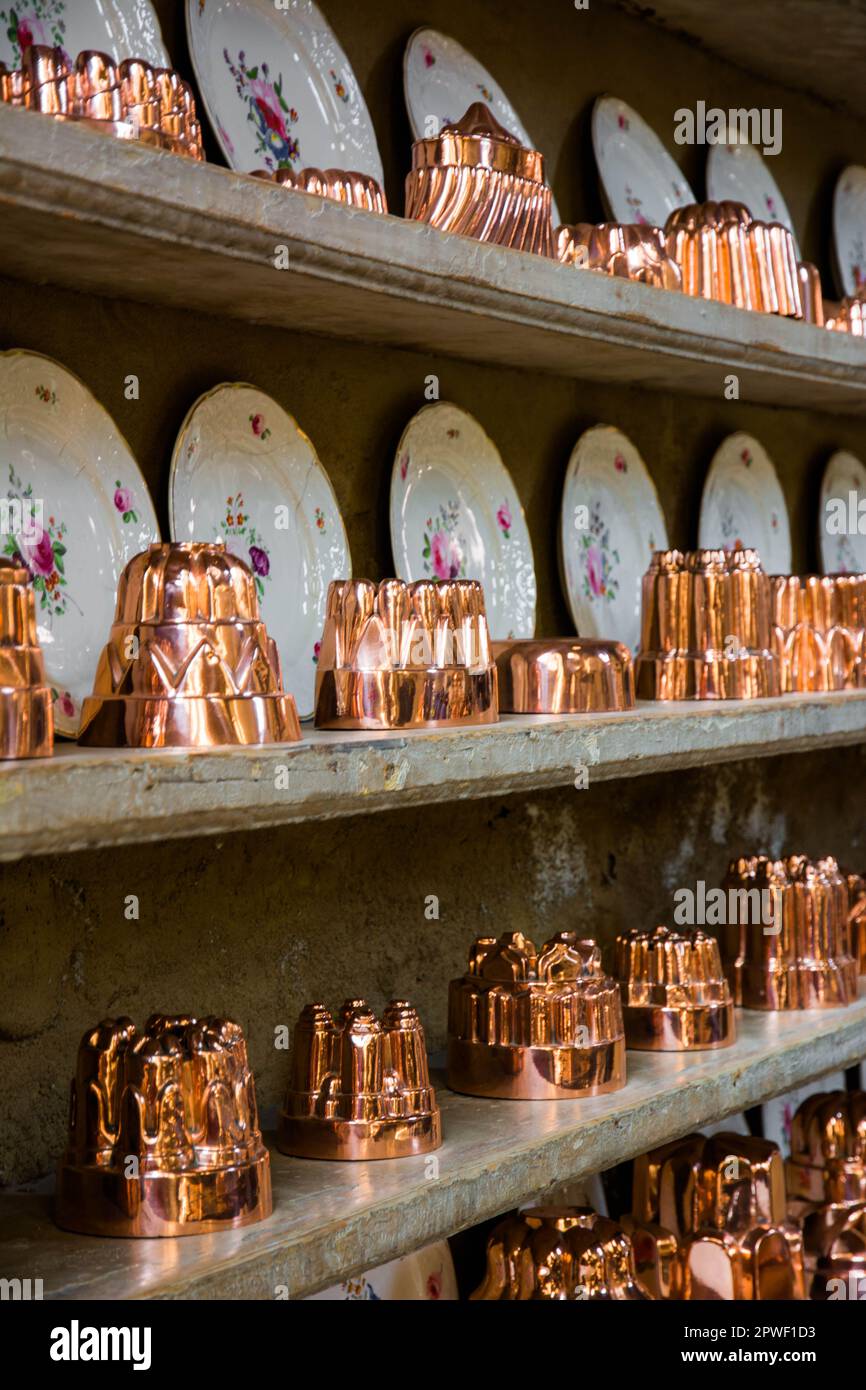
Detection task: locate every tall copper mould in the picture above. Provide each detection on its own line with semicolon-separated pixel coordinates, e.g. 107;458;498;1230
493;637;634;714
277;999;441;1160
721;855;858;1010
665;201;802;317
404;102;555;257
314;577;498;730
55;1014;271;1237
771;573;866;692
0;46;203;158
447;931;626;1100
614;926;735;1051
556;221;681;291
0;557;53;758
471;1208;652;1300
250;166;386;214
635;548;779;700
77;543;301;748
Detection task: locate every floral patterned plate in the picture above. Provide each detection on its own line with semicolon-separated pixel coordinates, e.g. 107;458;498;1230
0;350;159;736
818;450;866;575
0;0;168;69
169;383;350;721
390;402;536;641
698;433;791;574
591;95;694;227
559;425;668;653
832;165;866;297
185;0;383;182
306;1239;458;1301
706;143;800;256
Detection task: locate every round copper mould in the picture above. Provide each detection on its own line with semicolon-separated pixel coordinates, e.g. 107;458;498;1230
0;557;53;758
615;925;735;1051
471;1207;652;1300
492;637;634;714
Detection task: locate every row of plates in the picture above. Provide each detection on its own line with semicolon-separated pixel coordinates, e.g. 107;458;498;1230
4;4;864;297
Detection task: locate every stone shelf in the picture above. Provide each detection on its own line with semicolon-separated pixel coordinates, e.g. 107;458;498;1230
2;106;866;412
2;991;864;1300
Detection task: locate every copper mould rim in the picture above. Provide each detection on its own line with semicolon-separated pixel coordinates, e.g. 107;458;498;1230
446;1035;627;1100
77;692;301;747
276;1107;441;1161
411;102;544;182
492;637;635;714
314;665;498;730
621;998;736;1051
634;652;781;701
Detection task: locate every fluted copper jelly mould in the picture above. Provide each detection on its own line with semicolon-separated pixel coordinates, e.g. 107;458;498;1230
250;166;387;214
471;1207;653;1299
493;637;635;714
784;1090;866;1293
556;221;681;291
664;201;802;318
0;557;53;758
615;925;735;1050
771;572;866;692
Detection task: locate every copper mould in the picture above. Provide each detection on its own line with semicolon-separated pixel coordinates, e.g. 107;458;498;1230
825;295;866;335
798;262;824;327
471;1207;652;1300
78;543;301;748
404;102;555;258
492;637;634;714
665;201;802;317
721;855;858;1010
846;872;866;973
249;166;387;215
614;926;735;1051
0;557;53;758
447;930;626;1101
0;46;203;158
810;1204;866;1299
770;573;866;692
556;221;681;291
625;1132;806;1300
55;1015;271;1237
635;548;780;700
314;577;498;730
277;999;441;1161
785;1091;866;1294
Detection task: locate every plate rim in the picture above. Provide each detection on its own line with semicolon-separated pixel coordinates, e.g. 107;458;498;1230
832;163;866;299
705;142;800;258
591;92;695;227
818;447;866;575
697;429;791;573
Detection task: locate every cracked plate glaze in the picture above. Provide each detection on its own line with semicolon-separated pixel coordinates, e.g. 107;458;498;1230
0;0;169;68
169;383;351;720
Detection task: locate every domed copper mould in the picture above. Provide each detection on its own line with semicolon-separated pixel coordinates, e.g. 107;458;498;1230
492;637;634;714
404;102;555;257
770;573;866;692
665;200;802;317
721;855;858;1010
249;166;387;214
556;221;682;291
447;931;626;1100
277;999;441;1160
615;926;735;1051
77;543;301;747
471;1207;652;1300
55;1014;271;1237
635;548;779;700
625;1132;806;1300
0;46;203;158
314;577;498;730
0;557;53;758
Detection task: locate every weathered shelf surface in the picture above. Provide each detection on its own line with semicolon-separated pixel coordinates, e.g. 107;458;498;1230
2;106;866;411
2;992;864;1300
2;690;866;861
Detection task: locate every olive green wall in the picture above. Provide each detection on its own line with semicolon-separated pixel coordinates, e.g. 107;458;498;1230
1;0;865;1186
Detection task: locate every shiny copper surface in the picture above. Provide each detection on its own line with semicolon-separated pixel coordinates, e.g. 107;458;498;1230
810;1204;866;1298
250;166;387;214
825;295;866;335
447;930;626;1100
615;926;735;1051
471;1207;653;1299
798;262;824;327
556;221;681;291
721;855;858;1010
846;872;866;973
786;1091;866;1283
404;102;555;258
770;573;866;692
78;543;300;747
314;577;498;730
665;201;802;318
55;1014;271;1237
635;548;779;700
277;999;441;1160
492;637;634;714
0;557;53;758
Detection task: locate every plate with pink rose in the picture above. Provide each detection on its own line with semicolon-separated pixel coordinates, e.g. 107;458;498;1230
0;0;169;71
169;383;351;722
559;425;668;653
390;402;536;641
0;350;160;736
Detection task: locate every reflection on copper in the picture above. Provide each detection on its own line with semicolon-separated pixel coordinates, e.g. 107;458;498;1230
556;221;681;291
471;1208;653;1299
0;557;53;758
55;1015;271;1236
277;999;441;1160
0;46;203;158
314;577;498;730
846;872;866;973
447;931;626;1100
635;548;780;700
810;1205;866;1299
771;573;866;692
785;1090;866;1286
721;855;858;1010
615;926;735;1051
798;262;824;326
250;166;387;214
78;543;301;747
404;102;555;257
492;637;634;713
665;201;802;317
825;294;866;335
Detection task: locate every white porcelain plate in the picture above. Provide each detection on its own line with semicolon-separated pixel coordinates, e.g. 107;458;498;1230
390;402;536;641
403;26;560;224
306;1240;458;1301
186;0;383;182
592;95;694;227
832;165;866;297
706;143;799;256
169;383;350;721
818;450;866;575
0;0;169;68
698;432;791;573
0;350;159;736
559;425;668;653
